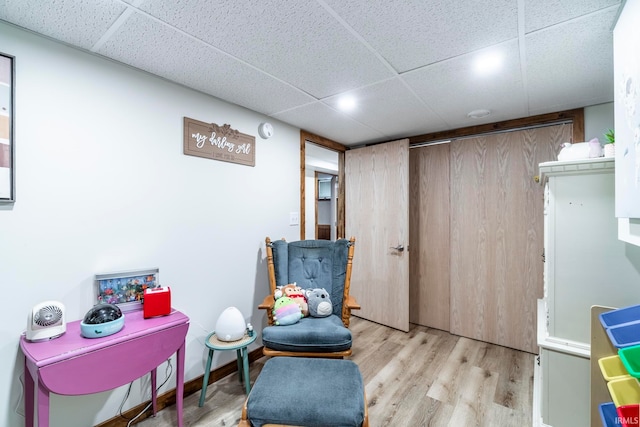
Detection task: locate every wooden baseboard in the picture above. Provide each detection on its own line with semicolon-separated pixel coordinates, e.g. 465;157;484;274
94;347;264;427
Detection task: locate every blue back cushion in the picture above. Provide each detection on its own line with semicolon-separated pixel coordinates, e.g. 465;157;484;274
271;239;350;316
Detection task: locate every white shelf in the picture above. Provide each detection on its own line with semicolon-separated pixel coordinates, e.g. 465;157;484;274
539;157;614;181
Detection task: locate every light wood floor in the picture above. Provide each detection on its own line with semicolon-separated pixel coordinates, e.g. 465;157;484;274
138;316;535;427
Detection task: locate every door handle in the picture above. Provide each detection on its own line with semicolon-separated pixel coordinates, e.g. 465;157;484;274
390;244;404;252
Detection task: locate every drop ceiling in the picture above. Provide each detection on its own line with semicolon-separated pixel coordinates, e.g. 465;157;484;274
0;0;621;147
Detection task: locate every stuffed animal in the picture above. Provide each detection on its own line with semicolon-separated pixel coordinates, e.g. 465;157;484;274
306;288;332;317
272;296;303;326
279;283;309;317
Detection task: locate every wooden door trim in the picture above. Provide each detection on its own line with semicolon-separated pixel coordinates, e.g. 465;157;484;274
300;130;347;240
314;171;319;239
408;108;584;145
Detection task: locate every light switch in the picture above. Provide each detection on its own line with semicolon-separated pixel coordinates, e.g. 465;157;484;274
289;212;299;226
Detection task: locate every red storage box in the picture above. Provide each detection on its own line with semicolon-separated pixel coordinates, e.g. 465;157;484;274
143;287;171;318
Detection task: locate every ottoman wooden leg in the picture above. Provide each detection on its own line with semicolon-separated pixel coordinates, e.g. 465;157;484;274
238;398;250;427
363;391;369;427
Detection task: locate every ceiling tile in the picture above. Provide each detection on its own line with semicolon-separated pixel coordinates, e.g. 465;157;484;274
95;11;315;115
526;8;616;114
403;39;527;129
322;0;518;73
525;0;621;33
0;0;127;50
322;78;448;138
137;0;394;98
0;0;621;147
273;103;385;146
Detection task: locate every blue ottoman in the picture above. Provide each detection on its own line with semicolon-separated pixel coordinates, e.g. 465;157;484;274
239;357;368;427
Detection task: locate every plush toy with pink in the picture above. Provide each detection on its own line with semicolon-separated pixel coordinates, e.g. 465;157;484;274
272;296;303;326
275;283;309;317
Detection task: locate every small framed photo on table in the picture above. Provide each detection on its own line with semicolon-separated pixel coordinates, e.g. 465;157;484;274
95;268;160;312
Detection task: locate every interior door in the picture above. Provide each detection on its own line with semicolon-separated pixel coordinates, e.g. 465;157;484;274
345;139;410;332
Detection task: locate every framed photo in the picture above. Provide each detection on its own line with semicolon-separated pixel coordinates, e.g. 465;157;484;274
95;268;160;312
0;52;14;203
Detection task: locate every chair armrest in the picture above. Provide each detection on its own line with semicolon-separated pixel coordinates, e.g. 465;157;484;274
345;295;361;310
258;295;274;310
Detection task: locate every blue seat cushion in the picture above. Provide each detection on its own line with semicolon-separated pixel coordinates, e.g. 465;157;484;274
261;315;352;353
247;357;365;427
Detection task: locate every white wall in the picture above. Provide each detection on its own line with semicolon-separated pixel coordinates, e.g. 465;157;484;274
584;102;614;143
318;200;332;224
304;173;315;239
0;22;301;427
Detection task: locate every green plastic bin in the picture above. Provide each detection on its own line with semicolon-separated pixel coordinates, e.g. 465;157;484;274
620;345;640;378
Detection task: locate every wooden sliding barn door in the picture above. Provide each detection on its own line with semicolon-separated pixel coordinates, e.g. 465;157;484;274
345;139;410;332
449;125;569;353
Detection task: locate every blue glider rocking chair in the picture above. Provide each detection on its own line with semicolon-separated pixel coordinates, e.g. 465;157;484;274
258;236;360;358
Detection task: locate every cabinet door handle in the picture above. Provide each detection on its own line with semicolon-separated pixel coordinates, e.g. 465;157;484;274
390;244;404;252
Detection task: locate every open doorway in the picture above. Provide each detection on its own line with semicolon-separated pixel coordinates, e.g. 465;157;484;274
300;131;347;240
315;171;338;240
304;143;338;239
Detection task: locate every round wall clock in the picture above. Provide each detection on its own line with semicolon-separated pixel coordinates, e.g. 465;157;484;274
258;122;274;139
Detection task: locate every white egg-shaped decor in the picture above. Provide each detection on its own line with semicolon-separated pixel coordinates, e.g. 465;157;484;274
215;307;246;342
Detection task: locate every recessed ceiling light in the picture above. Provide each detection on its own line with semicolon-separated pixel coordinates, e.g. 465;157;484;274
467;109;491;119
337;96;356;112
474;51;503;75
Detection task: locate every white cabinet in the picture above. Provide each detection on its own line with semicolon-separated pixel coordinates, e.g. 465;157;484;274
534;158;640;427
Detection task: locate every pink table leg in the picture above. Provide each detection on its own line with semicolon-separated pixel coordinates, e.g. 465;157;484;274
37;380;50;427
176;340;185;427
24;358;34;427
150;368;157;416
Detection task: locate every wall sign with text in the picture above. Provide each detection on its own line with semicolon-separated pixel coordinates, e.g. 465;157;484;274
183;117;255;167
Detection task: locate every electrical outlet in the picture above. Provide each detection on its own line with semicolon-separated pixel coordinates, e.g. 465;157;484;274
289;212;299;226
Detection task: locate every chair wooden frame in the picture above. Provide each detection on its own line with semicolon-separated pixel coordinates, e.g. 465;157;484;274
258;236;360;358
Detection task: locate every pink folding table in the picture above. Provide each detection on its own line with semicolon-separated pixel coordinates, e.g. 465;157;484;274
20;309;189;427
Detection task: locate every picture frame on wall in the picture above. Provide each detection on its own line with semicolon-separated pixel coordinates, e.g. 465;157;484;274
0;52;15;203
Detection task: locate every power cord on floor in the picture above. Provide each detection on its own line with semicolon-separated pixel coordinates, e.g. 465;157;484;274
118;358;173;427
14;372;24;417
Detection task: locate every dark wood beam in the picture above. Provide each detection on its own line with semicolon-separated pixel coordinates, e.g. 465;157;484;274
300;130;347;152
409;108;585;145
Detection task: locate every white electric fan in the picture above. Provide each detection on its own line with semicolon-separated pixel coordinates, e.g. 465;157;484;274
26;301;66;342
